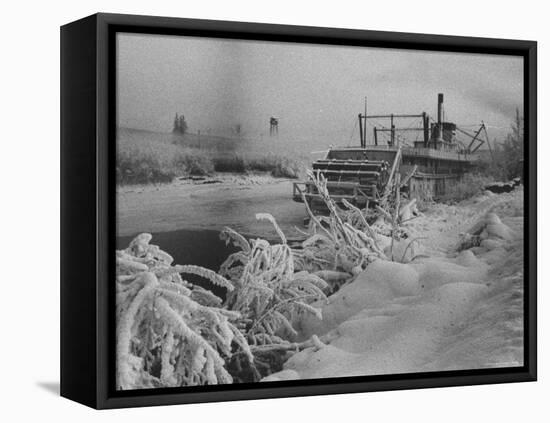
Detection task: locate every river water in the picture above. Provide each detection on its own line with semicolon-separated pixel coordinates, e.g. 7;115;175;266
117;228;238;298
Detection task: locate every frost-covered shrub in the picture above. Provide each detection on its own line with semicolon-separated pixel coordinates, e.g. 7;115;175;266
293;172;388;283
115;169;420;388
116;234;252;390
220;214;328;346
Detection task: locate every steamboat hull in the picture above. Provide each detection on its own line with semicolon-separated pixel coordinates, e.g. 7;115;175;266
293;145;473;209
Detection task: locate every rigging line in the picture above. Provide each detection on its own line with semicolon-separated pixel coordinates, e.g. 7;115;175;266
459;123;503;129
347;116;359;146
403;118;422;143
371;125;410;146
364;117;416;146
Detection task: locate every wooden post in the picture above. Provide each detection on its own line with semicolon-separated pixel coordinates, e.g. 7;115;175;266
364;97;368;146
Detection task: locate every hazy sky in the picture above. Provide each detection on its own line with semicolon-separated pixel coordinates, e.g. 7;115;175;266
117;33;523;143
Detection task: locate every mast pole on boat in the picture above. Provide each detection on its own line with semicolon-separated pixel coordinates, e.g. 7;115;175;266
358;113;364;147
364;96;368;147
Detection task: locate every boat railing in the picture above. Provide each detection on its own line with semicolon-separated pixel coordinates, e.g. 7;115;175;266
334;145;472;161
402;147;471;161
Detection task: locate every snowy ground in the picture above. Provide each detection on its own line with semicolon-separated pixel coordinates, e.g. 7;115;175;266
118;177;525;379
265;189;524;380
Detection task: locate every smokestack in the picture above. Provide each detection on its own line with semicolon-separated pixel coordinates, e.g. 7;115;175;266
437;93;444;143
437;93;444;125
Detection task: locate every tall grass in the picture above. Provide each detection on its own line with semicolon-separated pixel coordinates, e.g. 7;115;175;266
116;132;303;185
439;173;493;204
213;155;302;178
116;137;214;184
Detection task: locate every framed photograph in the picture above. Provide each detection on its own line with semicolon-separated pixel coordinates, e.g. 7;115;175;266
61;13;537;409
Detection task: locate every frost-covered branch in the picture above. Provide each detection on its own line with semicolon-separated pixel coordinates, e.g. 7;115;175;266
116;233;251;390
220;215;328;347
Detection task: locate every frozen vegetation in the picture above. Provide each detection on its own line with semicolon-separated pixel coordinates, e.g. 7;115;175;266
116;128;304;185
116;171;524;389
267;189;524;380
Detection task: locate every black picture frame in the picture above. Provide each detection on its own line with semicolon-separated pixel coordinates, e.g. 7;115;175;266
60;12;537;409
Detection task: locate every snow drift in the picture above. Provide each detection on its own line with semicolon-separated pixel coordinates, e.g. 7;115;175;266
264;189;524;381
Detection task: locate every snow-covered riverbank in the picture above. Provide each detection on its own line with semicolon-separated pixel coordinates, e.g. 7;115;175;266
265;189;524;380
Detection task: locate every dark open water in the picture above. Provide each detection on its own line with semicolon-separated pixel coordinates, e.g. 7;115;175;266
117;229;238;298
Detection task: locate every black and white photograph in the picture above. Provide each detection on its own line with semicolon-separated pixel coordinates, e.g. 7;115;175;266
115;32;526;390
2;0;546;418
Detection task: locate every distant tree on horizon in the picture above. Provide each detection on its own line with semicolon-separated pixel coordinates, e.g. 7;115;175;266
501;108;524;179
173;113;188;135
482;108;524;180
